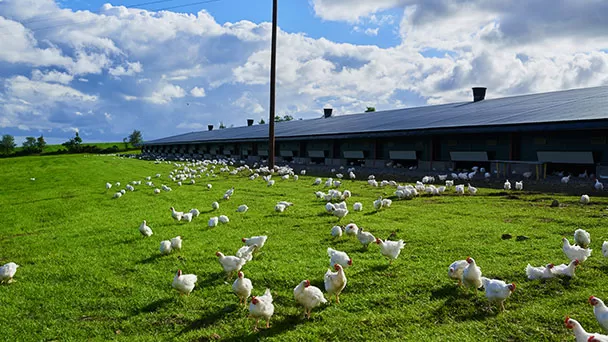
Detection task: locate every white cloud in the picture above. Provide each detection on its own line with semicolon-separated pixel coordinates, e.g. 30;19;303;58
190;86;206;97
311;0;403;22
109;61;143;77
364;28;379;36
145;83;186;104
104;112;112;121
31;69;74;84
234;91;264;114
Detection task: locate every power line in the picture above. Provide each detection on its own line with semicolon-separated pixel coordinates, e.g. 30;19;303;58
1;0;224;35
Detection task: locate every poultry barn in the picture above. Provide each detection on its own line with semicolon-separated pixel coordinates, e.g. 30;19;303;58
142;86;608;180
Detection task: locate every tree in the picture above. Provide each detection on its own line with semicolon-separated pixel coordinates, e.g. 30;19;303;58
123;137;129;150
62;131;82;152
259;118;266;124
219;122;226;129
22;136;38;154
274;115;294;122
127;130;143;147
1;134;16;155
36;135;46;152
365;107;376;112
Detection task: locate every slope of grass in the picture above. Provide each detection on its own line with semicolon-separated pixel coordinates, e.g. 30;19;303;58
9;142;140;155
1;154;607;341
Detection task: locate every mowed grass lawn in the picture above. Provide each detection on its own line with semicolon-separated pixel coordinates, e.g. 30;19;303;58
1;154;607;341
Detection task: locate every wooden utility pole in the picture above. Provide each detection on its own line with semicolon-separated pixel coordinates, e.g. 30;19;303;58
268;0;278;167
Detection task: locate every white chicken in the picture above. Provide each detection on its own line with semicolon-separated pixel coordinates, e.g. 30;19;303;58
574;229;591;248
373;197;383;210
552;259;579;278
595;179;604;191
236;245;257;262
525;263;555;280
275;204;286;212
219;215;229;223
332;208;349;220
170;207;183;221
233;271;253;304
172;269;197;296
208;216;219;227
515;181;523;190
160;241;172;255
603;241;608;257
331;225;343;238
324;264;347;303
357;228;376;249
249;288;274;331
375;238;405;264
237;204;249;212
294;279;327;319
139;220;153;237
589;296;608;332
0;262;19;283
327;247;352;268
189;208;200;217
448;259;468;286
182;212;193;222
216;251;247;279
462;257;482;293
563;237;592;263
344;223;359;236
171;236;182;251
212;201;220;210
581;194;590;204
353;202;363;211
565;317;608;342
381;198;392;208
242;236;268;252
481;277;515;311
504;180;511;190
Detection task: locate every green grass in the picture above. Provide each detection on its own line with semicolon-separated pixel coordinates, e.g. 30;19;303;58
1;154;607;341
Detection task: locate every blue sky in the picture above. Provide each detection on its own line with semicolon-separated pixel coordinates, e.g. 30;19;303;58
1;0;608;145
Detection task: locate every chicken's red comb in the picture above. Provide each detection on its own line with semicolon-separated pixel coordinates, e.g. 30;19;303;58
564;316;570;324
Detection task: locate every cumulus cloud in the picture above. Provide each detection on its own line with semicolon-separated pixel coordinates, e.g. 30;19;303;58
0;0;607;142
190;86;206;97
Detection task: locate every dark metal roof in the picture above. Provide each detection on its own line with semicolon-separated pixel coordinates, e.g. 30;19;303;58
144;86;608;146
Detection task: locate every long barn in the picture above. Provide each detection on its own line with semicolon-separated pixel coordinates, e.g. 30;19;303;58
142;86;608;179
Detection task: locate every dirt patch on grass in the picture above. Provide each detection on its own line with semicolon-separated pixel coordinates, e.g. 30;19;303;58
538;218;554;223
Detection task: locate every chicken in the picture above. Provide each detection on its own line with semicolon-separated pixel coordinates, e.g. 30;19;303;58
208;216;219;227
604;241;608;257
526;263;555;280
182;212;193;222
277;201;294;207
212;201;220;210
139;220;153;237
172;269;197;296
331;225;343;238
327;247;352;269
344;223;359;236
515;181;523;190
242;235;268;252
170;236;182;251
160;240;172;255
565;317;608;342
236;244;257;262
504;180;511;190
0;262;19;283
294;279;327;318
588;335;608;342
448;259;468;286
353;202;363;211
373;197;383;210
589;296;608;332
237;204;249;212
462;257;482;293
249;288;274;331
553;259;579;278
332;208;349;220
170;207;183;221
481;277;515;311
216;251;247;278
275;204;286;212
581;194;590;204
233;271;253;304
219;215;229;223
357;228;376;249
375;238;405;264
189;208;200;217
324;264;347;303
574;229;591;248
563;237;592;263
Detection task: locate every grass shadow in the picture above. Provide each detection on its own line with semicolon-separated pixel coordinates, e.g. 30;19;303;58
178;304;238;335
370;263;390;272
137;253;165;264
135;298;173;314
363;211;380;216
222;313;307;342
430;283;460;300
431;290;492;323
200;271;228;287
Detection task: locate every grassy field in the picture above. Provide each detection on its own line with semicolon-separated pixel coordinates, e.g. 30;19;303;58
10;142;141;155
1;154;607;341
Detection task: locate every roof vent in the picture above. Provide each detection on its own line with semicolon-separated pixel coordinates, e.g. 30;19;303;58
472;87;487;102
247;119;254;126
323;108;333;118
208;125;214;131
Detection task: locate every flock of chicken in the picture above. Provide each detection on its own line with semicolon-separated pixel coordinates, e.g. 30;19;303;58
4;157;608;340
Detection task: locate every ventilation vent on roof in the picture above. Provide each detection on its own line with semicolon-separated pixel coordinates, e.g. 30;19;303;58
472;87;487;102
208;125;214;131
247;119;254;126
324;108;333;118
